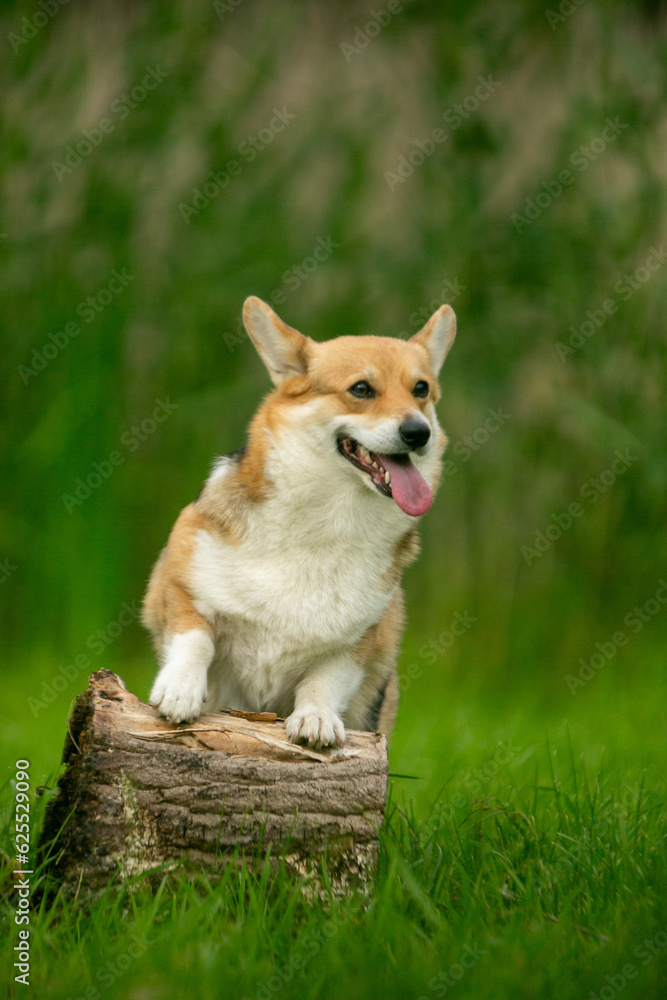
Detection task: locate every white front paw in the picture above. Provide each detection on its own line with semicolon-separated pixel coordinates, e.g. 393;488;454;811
149;671;207;724
285;706;345;749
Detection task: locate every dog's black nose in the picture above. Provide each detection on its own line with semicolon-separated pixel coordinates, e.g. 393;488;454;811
399;417;431;450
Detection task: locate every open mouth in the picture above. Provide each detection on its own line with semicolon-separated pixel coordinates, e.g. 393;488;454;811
337;436;434;517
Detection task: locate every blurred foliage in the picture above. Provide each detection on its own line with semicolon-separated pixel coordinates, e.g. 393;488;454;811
1;0;666;709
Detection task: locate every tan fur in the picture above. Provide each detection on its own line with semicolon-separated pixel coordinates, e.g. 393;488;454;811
377;672;399;735
142;505;217;656
302;335;441;414
347;587;406;732
380;527;421;592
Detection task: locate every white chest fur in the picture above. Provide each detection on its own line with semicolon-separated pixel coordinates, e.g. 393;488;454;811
188;485;407;711
186;409;442;712
191;519;392;644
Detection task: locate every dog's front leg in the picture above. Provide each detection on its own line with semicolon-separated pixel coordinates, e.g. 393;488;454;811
286;654;363;749
149;628;215;724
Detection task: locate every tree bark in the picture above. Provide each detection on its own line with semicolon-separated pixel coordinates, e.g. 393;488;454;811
38;670;388;897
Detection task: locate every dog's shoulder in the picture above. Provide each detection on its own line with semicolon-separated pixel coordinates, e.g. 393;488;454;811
193;446;254;539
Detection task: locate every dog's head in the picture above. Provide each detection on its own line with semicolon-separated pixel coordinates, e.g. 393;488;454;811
242;296;456;517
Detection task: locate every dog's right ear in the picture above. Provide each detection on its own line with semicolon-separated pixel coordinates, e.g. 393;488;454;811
242;296;311;385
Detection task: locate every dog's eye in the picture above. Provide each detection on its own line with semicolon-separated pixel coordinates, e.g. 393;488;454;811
349;380;375;398
413;380;429;398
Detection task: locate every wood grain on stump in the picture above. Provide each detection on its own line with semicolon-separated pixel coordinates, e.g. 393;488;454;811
38;670;388;896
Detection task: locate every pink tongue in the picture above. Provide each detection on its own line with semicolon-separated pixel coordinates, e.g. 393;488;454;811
377;453;433;517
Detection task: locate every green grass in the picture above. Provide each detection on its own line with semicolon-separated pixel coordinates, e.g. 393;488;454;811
3;660;666;1000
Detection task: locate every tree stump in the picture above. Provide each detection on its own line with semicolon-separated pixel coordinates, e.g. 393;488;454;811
38;670;388;897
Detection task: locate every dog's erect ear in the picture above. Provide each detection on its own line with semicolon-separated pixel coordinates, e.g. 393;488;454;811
243;296;311;385
409;305;456;377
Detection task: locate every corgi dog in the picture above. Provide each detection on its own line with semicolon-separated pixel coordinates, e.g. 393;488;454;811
143;296;456;748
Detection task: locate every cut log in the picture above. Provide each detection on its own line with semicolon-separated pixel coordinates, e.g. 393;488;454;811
38;670;388;897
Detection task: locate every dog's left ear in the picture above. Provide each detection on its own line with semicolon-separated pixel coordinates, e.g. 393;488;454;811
243;296;311;385
409;305;456;377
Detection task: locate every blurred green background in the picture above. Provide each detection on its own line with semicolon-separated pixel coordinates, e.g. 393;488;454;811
1;0;666;796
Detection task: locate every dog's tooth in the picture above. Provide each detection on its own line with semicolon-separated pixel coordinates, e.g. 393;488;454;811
360;446;370;459
384;470;390;484
372;460;378;468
